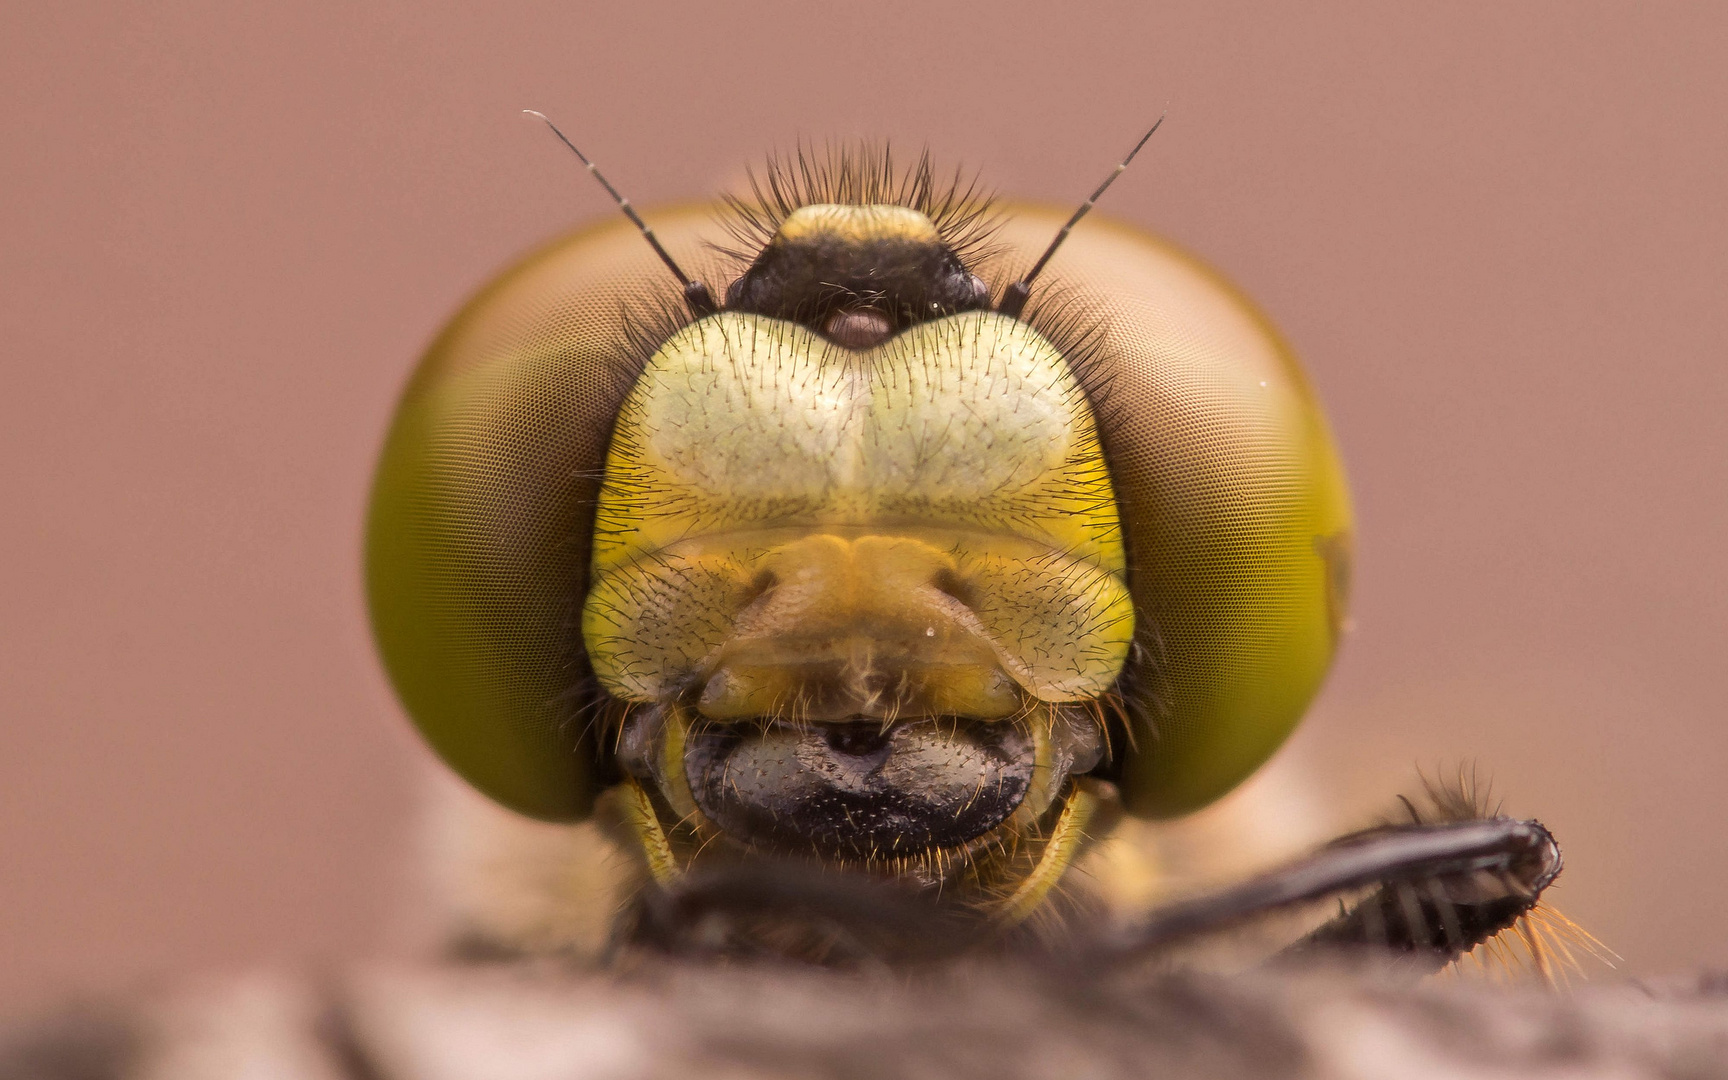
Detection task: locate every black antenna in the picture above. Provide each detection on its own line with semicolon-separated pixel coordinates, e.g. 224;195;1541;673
997;115;1166;319
523;110;718;317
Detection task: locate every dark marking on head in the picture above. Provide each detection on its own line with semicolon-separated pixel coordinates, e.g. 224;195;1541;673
725;204;991;348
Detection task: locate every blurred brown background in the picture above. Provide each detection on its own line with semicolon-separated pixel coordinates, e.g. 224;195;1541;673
2;2;1723;1009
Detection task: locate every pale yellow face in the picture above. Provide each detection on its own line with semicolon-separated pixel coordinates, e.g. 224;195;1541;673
583;310;1133;722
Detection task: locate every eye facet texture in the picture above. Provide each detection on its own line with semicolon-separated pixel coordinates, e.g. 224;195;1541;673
366;202;1350;822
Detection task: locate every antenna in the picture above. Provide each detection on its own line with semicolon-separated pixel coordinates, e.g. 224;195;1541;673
523;110;718;317
997;115;1166;319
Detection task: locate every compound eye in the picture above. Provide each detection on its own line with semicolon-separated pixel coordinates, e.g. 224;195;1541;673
999;208;1352;817
365;208;721;821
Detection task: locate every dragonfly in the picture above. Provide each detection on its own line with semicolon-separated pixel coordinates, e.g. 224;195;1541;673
364;115;1581;974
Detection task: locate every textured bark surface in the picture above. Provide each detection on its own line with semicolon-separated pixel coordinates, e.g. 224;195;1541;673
7;962;1728;1080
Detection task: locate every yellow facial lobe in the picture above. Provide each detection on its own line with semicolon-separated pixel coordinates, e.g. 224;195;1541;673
582;310;1133;717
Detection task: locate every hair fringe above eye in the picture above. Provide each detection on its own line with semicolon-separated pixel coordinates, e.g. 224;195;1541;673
619;287;700;371
716;142;1004;268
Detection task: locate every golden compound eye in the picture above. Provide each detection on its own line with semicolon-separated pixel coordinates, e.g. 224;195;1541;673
365;132;1351;925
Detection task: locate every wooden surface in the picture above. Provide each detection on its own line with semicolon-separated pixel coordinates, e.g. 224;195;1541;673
8;960;1727;1080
